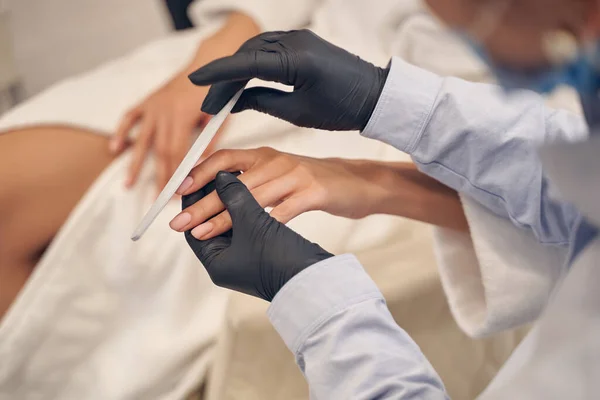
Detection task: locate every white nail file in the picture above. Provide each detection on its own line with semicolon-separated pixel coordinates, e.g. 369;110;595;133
131;87;244;241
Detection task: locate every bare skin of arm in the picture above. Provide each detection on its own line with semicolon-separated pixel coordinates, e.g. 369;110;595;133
366;161;468;232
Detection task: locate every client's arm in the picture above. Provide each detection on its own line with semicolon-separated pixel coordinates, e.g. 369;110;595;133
111;12;260;192
168;147;468;240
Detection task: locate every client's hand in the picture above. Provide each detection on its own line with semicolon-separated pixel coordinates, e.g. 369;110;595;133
184;171;332;301
169;147;399;240
112;73;211;192
110;12;260;192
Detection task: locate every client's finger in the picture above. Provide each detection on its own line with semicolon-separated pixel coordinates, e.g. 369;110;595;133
176;149;258;195
126;117;154;188
269;193;314;224
113;107;142;154
171;190;223;233
172;164;265;232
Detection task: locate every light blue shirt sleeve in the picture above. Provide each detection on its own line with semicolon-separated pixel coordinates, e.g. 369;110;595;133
268;254;448;400
363;57;588;246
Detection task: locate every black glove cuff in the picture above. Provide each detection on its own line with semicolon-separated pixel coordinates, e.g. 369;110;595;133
359;63;391;131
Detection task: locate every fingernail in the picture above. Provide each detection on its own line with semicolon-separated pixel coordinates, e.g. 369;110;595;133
109;139;120;153
177;176;193;194
192;222;213;239
170;212;192;231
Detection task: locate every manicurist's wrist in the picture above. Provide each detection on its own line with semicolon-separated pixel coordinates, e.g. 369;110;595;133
268;254;382;353
361;57;443;155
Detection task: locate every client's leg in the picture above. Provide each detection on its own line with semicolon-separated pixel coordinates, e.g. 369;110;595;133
0;126;114;319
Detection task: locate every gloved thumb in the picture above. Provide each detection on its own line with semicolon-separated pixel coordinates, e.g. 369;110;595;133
232;87;294;119
215;171;265;225
201;80;248;115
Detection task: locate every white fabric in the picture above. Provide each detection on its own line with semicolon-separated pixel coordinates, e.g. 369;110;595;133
479;238;600;399
0;1;482;399
477;137;600;399
189;0;321;32
433;197;568;338
0;153;227;400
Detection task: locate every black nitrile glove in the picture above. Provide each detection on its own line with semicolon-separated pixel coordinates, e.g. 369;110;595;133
188;29;390;131
183;171;333;301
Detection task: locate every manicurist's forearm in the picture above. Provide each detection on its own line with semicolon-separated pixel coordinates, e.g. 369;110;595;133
268;255;449;399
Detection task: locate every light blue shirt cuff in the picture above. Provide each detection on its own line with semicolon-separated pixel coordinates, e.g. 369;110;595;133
362;57;442;154
267;254;383;354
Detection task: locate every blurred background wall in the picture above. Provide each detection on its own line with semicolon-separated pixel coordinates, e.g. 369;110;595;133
0;0;173;104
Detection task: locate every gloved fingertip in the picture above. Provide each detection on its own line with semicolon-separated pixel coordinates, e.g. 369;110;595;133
188;69;208;86
215;171;249;204
215;170;238;186
214;171;265;223
202;81;248;115
182;171;243;211
231;97;252;113
231;102;243;113
200;98;220;115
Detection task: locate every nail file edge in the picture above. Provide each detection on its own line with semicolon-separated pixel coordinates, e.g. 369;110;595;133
130;88;244;241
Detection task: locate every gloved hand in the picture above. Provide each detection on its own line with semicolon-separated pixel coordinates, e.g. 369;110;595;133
183;171;333;301
188;29;390;131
